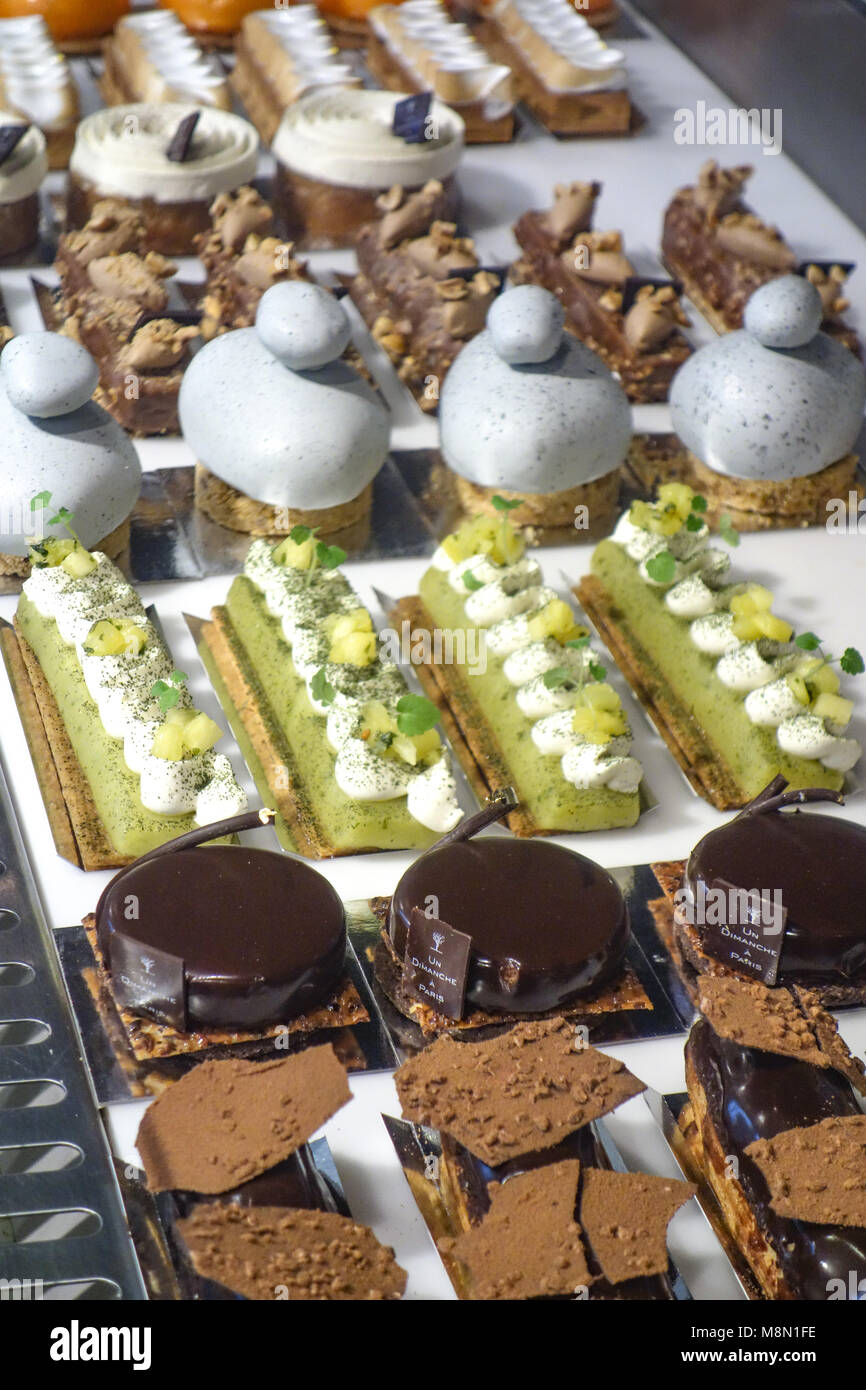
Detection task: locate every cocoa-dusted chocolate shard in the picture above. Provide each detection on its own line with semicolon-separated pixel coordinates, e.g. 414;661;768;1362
745;1116;866;1228
697;976;830;1069
136;1048;351;1194
792;986;866;1097
395;1016;646;1166
443;1159;592;1300
579;1169;695;1285
177;1205;407;1301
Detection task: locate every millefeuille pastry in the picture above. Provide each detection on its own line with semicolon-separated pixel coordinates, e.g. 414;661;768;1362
53;199;200;436
196;523;464;858
100;10;232;111
271;87;464;250
676;975;866;1300
476;0;631;136
367;0;515;143
180;281;388;536
0;117;47;258
439;283;631;528
67;103;260;256
393;501;644;835
349;180;500;412
661;160;860;355
395;1019;695;1299
660;276;865;531
134;1051;407;1299
0;1;129;49
231;7;360;145
578;484;863;809
511;180;691;403
0;16;79;167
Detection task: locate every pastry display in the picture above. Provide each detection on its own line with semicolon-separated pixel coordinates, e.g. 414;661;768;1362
54;199;200;435
367;0;515;143
231;6;360;145
349;180;501;411
395;1019;695;1298
393;501;644;836
661;160;860;354
271;86;464;250
676;976;866;1299
511;180;692;402
476;0;631;136
0;117;47;258
438;283;631;526
196;522;464;857
66;103;260;256
662;275;866;530
0;15;79;167
100;10;232;110
650;782;866;1007
180;280;389;534
0;1;129;47
578;486;863;808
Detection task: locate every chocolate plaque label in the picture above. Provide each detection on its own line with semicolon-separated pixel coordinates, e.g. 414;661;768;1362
698;878;787;986
403;906;471;1019
110;932;187;1031
392;91;433;144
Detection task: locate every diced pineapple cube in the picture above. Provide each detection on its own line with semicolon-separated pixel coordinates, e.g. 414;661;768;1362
273;534;315;570
61;545;97;577
391;733;419;765
151;724;186;760
730;584;774;616
326;609;373;644
164;706;196;728
527;599;585;645
117;619;147;656
785;674;811;707
441;531;468;563
182;712;223;753
31;537;77;568
799;658;840;696
572;706;626;744
629;499;681;537
411;729;440;760
581;683;621;713
330;631;377;666
731;614;763;642
657;483;695;521
812;693;854;728
754;612;793;643
83;620;127;657
361;701;396;737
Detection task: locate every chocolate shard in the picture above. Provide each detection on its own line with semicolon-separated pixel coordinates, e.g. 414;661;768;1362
392;90;432;144
444;1159;592;1299
136;1049;351;1193
165;110;201;163
0;124;29;167
792;986;866;1097
697;976;830;1068
177;1205;407;1300
745;1115;866;1228
579;1169;695;1285
395;1016;646;1167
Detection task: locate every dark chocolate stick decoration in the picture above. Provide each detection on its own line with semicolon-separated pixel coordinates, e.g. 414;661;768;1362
432;786;517;849
165;110;200;163
0;124;29;167
738;776;844;818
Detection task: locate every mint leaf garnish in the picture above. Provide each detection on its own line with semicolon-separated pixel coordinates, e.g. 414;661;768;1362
691;494;708;512
30;491;51;511
718;513;740;547
841;647;865;676
589;661;607;682
645;550;676;584
542;667;575;691
310;668;336;706
685;513;704;532
795;633;822;651
491;495;523;513
566;636;590;649
316;542;346;571
396;693;439;736
462;570;484;592
289;524;314;545
169;670;187;685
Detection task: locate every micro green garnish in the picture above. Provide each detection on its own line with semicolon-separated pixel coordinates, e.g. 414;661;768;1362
685;512;704;532
305;538;347;587
396;693;439;737
311;668;336;706
589;660;607;682
566;636;590;649
645;550;677;584
843;648;866;676
30;490;88;553
717;513;740;547
462;569;484;592
542;666;576;691
491;493;522;559
691;494;708;513
793;634;864;678
290;524;314;545
795;632;822;652
150;670;188;713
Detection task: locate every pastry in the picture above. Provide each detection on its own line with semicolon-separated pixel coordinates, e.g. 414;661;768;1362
54;200;200;436
161;0;266;43
367;0;515;144
677;976;866;1299
0;117;47;258
0;1;129;47
134;1052;406;1300
476;0;631;136
393;501;644;836
395;1018;694;1298
66;103;260;256
650;783;866;1008
271;87;464;250
664;276;865;530
230;6;360;145
0;16;79;168
439;283;631;527
511;180;692;403
100;10;232;110
661;160;860;354
180;281;389;535
196;524;464;857
578;485;863;808
349;180;501;412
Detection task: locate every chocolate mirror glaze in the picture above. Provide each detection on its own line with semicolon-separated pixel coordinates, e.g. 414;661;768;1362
97;845;346;1030
390;839;629;1014
686;810;866;985
688;1019;866;1300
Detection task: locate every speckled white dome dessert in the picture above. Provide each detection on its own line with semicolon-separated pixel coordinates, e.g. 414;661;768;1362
0;333;141;557
669;276;866;481
178;282;390;511
439;285;632;492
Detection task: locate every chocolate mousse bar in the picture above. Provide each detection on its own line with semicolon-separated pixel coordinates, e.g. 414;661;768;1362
349;180;500;410
511;181;691;403
662;160;860;354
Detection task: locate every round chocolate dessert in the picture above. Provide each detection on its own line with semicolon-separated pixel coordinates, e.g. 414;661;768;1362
389;838;628;1014
684;810;866;993
97;845;346;1030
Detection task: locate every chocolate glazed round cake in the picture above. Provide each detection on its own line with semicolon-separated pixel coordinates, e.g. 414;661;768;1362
389;838;629;1014
685;810;866;991
97;846;346;1030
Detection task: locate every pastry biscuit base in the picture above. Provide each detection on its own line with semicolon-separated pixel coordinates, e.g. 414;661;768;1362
365;32;515;144
576;573;745;809
454;470;621;530
0;517;130;580
194;463;373;537
229;36;284;144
